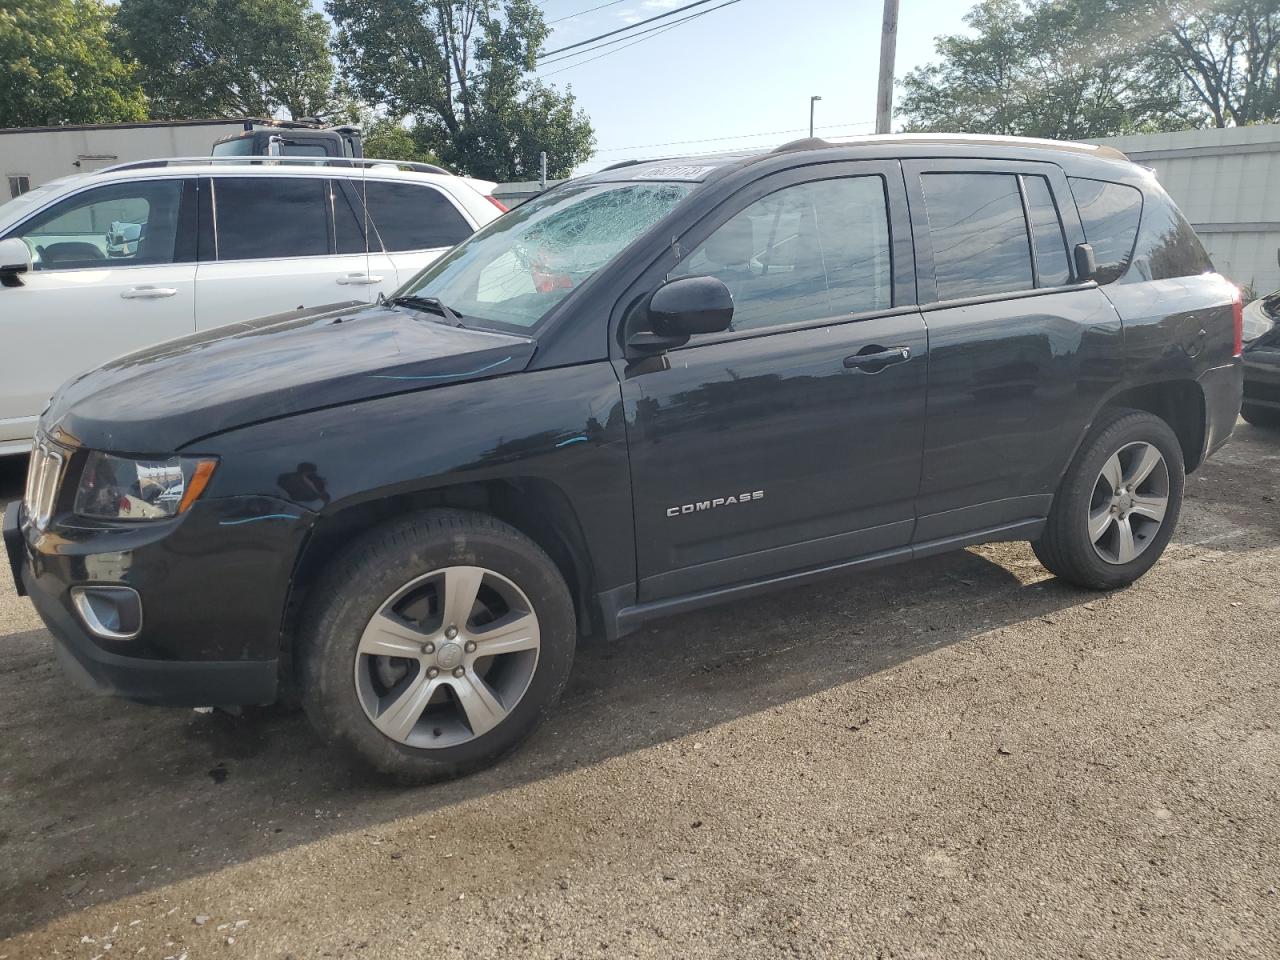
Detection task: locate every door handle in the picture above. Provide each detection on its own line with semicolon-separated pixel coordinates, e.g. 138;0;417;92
336;273;384;285
120;286;178;299
844;345;911;371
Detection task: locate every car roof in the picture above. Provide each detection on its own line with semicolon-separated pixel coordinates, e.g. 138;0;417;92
77;159;479;186
0;159;499;221
577;133;1133;187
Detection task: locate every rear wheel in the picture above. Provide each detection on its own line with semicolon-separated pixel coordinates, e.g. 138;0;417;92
299;510;575;783
1241;402;1280;428
1033;409;1184;590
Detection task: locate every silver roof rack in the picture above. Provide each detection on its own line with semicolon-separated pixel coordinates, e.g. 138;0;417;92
97;156;453;176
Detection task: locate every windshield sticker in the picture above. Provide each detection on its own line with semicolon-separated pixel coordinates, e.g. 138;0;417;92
632;164;718;181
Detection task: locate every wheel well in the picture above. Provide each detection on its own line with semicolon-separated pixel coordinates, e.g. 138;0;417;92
1103;380;1206;472
284;479;599;662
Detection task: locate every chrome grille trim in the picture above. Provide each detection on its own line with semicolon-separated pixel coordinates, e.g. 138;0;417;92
23;438;68;529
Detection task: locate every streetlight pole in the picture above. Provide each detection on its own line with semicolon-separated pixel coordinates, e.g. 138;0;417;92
810;95;822;138
875;0;900;134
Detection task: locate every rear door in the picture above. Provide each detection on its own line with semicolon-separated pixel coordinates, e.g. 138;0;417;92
618;161;929;601
902;159;1124;542
194;175;387;330
0;177;197;444
354;179;475;288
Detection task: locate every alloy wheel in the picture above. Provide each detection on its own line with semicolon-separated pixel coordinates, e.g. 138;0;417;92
1088;441;1170;565
353;565;541;748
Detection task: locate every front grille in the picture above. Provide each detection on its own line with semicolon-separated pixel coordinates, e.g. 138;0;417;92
23;437;68;529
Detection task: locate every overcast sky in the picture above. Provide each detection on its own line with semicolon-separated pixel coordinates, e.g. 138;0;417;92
533;0;973;171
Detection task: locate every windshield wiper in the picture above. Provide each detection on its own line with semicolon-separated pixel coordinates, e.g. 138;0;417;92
387;295;465;326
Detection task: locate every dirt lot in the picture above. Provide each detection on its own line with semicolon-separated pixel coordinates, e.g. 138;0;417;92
1;424;1278;960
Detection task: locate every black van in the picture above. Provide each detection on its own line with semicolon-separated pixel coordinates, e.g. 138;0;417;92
4;135;1243;782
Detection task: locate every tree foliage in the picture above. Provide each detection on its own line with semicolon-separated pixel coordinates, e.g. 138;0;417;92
114;0;336;120
1143;0;1280;127
0;0;147;127
327;0;595;180
900;0;1280;136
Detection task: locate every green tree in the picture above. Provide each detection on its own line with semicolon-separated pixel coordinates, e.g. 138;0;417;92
327;0;595;180
114;0;335;120
1139;0;1280;127
0;0;147;127
899;0;1194;138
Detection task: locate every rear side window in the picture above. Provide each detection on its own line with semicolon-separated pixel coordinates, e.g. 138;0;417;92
333;180;376;255
359;181;471;252
1127;186;1213;282
672;175;893;332
1022;175;1071;287
1069;178;1142;284
921;173;1033;299
214;177;328;261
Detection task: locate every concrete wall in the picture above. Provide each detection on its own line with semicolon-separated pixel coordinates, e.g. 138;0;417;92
0;120;266;195
1093;124;1280;297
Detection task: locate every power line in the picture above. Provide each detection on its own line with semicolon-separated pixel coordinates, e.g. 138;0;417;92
545;0;628;26
538;2;737;68
540;0;742;74
538;0;732;60
541;19;690;76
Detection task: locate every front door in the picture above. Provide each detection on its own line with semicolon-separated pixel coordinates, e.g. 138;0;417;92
618;162;928;601
0;177;198;444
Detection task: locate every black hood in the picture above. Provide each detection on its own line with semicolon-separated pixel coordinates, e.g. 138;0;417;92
43;302;537;453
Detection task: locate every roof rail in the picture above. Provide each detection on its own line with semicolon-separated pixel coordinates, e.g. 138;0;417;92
768;132;1129;161
598;158;663;172
98;156;453;176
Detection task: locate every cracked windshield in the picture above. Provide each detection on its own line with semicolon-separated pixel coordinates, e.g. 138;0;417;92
400;180;693;329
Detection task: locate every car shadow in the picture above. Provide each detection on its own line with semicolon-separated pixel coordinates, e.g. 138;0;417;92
0;454;26;507
0;544;1089;937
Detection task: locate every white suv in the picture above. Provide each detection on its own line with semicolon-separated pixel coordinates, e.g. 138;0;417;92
0;159;505;454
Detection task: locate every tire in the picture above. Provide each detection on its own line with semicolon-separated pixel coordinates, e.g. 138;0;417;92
299;509;575;784
1033;408;1185;590
1241;402;1280;428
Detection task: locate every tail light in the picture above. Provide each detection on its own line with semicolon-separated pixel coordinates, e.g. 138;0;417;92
485;195;508;213
1233;287;1244;357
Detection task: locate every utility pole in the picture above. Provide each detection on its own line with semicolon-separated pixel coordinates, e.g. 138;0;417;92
875;0;900;134
809;95;822;138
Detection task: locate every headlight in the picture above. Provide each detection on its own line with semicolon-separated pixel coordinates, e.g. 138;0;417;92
74;453;217;521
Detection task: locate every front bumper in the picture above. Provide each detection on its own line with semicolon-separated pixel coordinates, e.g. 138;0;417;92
1243;344;1280;412
5;494;314;707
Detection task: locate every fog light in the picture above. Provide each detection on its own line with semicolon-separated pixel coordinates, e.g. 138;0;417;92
71;586;143;640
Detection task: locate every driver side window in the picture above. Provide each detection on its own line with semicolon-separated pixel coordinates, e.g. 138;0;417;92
671;175;893;333
8;180;189;271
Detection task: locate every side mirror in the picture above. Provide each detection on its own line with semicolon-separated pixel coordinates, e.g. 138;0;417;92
1073;242;1097;283
649;275;734;337
0;237;32;288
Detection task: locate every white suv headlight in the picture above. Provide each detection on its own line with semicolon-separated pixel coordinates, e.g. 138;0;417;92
74;452;217;521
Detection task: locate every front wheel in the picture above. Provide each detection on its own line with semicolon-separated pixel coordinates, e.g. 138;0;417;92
299;510;576;783
1033;409;1185;590
1241;402;1280;428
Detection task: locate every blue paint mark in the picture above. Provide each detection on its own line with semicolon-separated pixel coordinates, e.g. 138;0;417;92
219;514;302;526
368;356;513;381
555;435;589;448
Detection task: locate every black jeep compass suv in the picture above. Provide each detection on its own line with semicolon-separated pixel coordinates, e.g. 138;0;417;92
4;135;1243;782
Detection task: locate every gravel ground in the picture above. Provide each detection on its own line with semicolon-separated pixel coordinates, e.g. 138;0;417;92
0;423;1278;959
